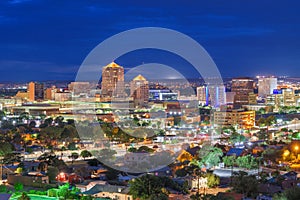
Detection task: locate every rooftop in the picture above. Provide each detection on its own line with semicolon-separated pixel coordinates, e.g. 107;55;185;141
133;74;147;81
104;62;122;68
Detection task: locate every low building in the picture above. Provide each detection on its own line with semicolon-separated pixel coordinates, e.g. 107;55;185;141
82;184;133;200
11;104;60;116
213;109;255;129
8;173;49;187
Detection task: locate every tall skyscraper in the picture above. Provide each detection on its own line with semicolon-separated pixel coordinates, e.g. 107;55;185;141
101;62;125;99
130;74;149;108
258;76;277;98
231;77;254;108
28;82;44;102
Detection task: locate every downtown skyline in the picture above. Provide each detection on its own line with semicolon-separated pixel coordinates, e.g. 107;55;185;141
0;0;300;81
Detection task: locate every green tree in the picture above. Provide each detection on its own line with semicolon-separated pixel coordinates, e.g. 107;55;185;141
223;156;235;167
80;150;92;160
206;173;220;188
197;145;223;168
61;125;79;142
0;185;7;193
129;174;184;200
17;192;30;200
14;182;24;192
231;171;258;198
229;133;246;145
236;155;258;169
67;142;77;150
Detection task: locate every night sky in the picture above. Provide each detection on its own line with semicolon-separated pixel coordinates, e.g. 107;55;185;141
0;0;300;81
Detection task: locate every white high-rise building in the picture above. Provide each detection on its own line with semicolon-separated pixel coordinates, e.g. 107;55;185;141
197;86;209;106
258;76;277;98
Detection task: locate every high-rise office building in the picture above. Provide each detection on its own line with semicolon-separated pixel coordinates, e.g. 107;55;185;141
28;82;44;102
208;85;226;108
231;77;254;108
197;86;209;106
258;76;277;98
130;74;149;108
196;85;226;107
44;86;56;100
101;62;125;99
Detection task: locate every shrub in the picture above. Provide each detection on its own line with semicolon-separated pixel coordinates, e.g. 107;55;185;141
0;185;7;193
48;188;57;197
206;173;220;188
14;183;23;192
28;190;36;194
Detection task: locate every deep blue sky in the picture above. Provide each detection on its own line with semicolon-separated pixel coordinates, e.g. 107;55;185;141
0;0;300;81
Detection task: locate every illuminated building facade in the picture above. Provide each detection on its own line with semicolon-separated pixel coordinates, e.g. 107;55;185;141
231;77;254;108
213;109;256;129
28;82;44;102
197;85;226;108
258;76;277;98
130;74;149;108
101;62;125;99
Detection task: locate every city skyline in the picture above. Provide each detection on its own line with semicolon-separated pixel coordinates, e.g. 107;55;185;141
0;0;300;81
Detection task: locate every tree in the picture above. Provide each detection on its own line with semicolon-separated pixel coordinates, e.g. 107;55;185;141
223;156;235;167
236;155;258;169
229;133;246;145
231;171;258;198
0;185;7;193
67;142;77;150
129;174;184;200
38;161;48;172
197;145;223;168
61;125;79;142
14;182;24;192
18;192;30;200
138;146;154;153
273;186;300;200
87;159;100;166
44;117;53;126
0;111;5;119
19;112;30;120
28;120;36;128
47;166;59;183
92;148;117;163
266;115;276;126
69;152;79;164
80;150;92;160
206;173;220;188
54;116;64;126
